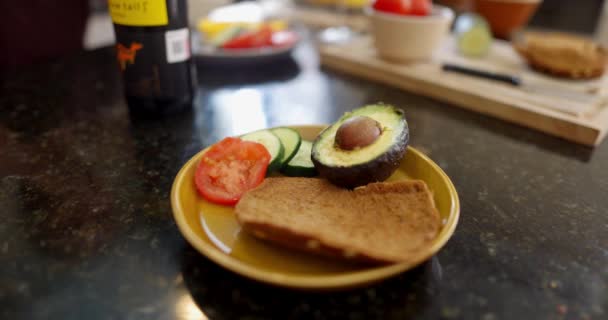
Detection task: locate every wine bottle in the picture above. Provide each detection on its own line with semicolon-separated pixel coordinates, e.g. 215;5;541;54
108;0;194;117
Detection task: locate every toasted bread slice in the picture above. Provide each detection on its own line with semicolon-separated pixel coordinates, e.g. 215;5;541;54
514;31;607;79
235;177;441;264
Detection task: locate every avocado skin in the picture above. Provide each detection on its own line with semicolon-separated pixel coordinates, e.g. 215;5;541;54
311;107;409;189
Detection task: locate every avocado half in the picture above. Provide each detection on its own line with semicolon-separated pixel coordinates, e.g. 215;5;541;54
311;104;409;188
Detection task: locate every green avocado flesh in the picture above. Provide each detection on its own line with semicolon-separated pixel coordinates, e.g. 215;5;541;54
312;104;409;188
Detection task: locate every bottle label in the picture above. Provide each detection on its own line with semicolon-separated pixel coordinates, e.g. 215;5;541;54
108;0;168;26
115;27;192;99
165;28;190;63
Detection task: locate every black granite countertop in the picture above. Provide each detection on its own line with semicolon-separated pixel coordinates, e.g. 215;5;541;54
1;30;607;320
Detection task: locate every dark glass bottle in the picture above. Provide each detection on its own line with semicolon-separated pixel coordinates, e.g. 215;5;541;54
109;0;194;117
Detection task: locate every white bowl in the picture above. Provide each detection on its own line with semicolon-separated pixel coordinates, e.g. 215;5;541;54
365;5;454;62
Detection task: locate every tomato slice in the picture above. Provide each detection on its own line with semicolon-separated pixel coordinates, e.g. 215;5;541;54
221;26;273;50
373;0;412;15
411;0;432;16
194;137;271;205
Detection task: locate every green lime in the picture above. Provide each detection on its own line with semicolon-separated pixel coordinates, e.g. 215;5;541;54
454;13;493;57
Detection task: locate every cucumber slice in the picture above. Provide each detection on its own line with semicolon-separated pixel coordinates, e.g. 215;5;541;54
281;140;317;177
241;129;284;173
271;127;302;168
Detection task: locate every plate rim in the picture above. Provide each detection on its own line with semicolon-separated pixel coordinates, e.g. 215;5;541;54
171;125;460;290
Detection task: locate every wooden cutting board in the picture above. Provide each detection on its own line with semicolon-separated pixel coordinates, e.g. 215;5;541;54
319;36;608;146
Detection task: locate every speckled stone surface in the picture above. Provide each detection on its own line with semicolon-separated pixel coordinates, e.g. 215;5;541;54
1;34;607;320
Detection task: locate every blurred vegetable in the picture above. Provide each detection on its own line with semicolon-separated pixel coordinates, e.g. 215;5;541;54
373;0;412;15
411;0;432;16
454;13;493;57
209;25;243;47
198;18;287;39
372;0;432;16
221;26;273;49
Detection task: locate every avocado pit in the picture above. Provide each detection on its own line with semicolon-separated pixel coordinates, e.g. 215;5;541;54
335;116;382;150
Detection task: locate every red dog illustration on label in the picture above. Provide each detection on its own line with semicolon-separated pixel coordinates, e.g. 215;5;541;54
116;42;143;70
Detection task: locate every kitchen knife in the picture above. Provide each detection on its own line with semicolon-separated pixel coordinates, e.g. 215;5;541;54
441;63;597;104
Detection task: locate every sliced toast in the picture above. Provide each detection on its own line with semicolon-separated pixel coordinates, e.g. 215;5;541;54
514;31;607;79
235;177;442;264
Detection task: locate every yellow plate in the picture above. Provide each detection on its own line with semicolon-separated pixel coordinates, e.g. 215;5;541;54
171;125;459;290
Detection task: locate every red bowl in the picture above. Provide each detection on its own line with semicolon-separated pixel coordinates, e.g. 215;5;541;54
473;0;542;39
